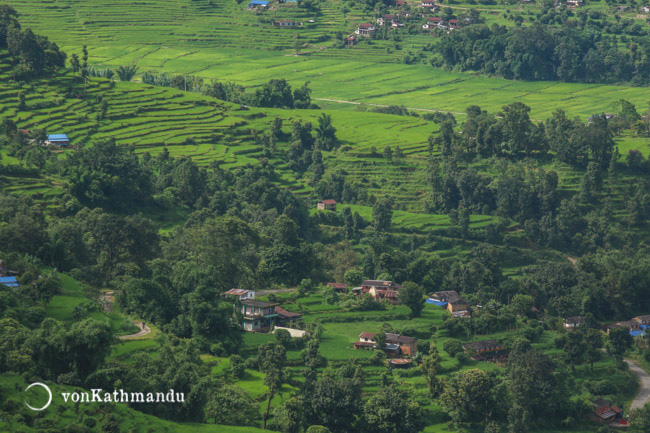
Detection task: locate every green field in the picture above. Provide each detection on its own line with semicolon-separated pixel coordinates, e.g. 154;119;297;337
5;0;650;121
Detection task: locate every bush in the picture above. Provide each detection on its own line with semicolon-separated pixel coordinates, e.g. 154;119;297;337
444;339;463;357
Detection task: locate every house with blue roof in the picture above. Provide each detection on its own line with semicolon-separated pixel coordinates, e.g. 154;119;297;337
47;134;70;146
0;276;19;288
248;0;268;9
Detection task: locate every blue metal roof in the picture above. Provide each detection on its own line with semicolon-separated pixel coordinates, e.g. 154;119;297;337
0;276;18;287
426;299;447;306
48;134;69;140
630;330;645;337
249;0;268;4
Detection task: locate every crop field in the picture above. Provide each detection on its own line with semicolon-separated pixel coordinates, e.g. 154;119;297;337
5;0;650;121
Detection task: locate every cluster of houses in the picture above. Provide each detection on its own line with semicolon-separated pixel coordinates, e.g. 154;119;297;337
427;290;470;318
352;280;402;304
563;314;650;337
223;288;303;333
422;16;460;31
0;259;19;289
606;315;650;337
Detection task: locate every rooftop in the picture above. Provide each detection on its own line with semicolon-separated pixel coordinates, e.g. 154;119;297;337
430;290;462;302
241;299;277;308
224;288;250;296
276;306;302;318
319;199;337;204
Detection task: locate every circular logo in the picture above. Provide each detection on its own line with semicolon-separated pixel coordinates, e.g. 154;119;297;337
24;382;53;411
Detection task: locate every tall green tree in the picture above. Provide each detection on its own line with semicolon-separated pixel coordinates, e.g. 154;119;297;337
399;281;425;318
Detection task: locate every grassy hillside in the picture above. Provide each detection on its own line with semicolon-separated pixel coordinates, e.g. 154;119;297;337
4;0;650;120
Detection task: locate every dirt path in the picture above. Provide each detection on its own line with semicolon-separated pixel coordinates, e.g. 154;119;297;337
119;321;151;341
626;359;650;411
256;288;298;295
313;97;466;115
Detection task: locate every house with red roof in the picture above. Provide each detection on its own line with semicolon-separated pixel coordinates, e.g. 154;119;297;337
317;199;337;211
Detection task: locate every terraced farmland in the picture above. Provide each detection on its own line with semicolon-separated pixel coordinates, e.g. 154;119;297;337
7;0;650;122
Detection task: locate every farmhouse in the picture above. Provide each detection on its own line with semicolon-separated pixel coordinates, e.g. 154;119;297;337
377;14;398;26
358;280;401;303
429;290;469;314
317;199;337;211
563;316;585;330
223;288;255;300
421;0;436;8
362;280;401;291
248;0;268;9
395;0;406;6
275;306;302;326
240;299;278;331
605;320;641;334
355;23;375;36
591;398;623;424
588;113;616;123
274;19;296;27
388;358;413;369
566;0;582;7
47;134;70;146
353;332;417;356
345;35;357;46
633;315;650;325
369;287;399;303
643;6;650;13
462;340;508;362
326;282;348;293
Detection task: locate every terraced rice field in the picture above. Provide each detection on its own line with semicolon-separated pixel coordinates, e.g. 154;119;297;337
8;0;650;121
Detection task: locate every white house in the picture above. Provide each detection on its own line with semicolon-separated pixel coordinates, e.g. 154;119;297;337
356;23;375;36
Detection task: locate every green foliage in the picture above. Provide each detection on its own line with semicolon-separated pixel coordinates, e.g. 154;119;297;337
116;64;138;82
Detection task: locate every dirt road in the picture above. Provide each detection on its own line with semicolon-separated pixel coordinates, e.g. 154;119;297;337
626;359;650;411
119;321;151;340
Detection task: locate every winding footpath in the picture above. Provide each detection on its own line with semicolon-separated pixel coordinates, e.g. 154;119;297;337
118;321;151;341
626;359;650;411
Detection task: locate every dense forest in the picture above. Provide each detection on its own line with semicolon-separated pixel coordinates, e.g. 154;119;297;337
437;22;650;84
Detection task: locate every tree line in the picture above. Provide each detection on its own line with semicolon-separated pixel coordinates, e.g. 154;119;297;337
437;22;650;85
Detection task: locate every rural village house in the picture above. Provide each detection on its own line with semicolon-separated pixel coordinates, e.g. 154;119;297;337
563;316;584;330
591;398;623;424
429;290;470;317
317;199;337;211
326;282;348;293
461;340;508;362
47;134;70;146
354;332;417;356
248;0;268;9
377;14;398;26
355;23;375;36
240;299;278;331
274;19;298;28
223;288;255;300
353;280;402;303
275;306;303;326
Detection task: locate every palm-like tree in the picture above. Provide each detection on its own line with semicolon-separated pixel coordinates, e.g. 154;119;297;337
116;65;138;82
